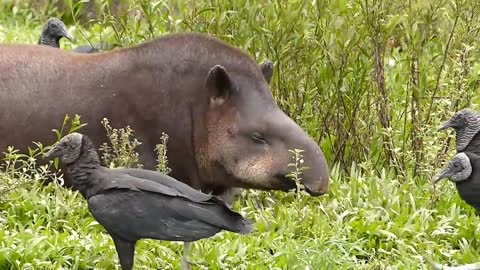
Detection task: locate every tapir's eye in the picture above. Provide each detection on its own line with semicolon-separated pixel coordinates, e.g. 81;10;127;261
251;132;267;144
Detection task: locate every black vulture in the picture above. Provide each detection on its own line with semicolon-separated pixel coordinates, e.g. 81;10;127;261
43;132;253;270
437;108;480;155
38;18;116;53
432;152;480;214
38;17;73;48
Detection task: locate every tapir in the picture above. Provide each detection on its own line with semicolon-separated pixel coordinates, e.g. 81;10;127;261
0;33;329;201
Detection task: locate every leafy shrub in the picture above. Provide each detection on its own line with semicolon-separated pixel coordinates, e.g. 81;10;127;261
99;117;143;169
155;132;171;174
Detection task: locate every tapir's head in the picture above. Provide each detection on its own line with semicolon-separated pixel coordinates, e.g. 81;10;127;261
198;60;329;196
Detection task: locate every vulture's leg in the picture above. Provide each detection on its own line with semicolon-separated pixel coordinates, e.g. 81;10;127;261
111;235;136;270
181;241;192;270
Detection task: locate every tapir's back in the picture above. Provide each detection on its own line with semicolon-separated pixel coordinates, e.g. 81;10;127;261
0;34;262;165
1;45;105;151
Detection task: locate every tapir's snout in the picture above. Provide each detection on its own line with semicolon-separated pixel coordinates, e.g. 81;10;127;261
300;152;330;196
282;120;330;197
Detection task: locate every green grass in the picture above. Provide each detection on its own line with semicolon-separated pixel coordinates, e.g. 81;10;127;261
0;163;479;269
1;0;480;269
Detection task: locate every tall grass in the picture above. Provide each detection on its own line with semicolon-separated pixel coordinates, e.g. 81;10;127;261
0;159;478;269
0;0;479;269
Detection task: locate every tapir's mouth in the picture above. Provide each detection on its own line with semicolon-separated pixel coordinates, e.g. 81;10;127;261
303;185;325;196
275;174;297;191
276;174;326;196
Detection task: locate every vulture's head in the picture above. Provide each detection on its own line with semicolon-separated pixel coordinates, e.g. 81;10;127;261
437;108;480;151
43;133;84;164
432;152;472;184
40;17;73;44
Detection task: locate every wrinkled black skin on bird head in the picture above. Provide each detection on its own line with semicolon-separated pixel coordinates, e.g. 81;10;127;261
438;109;480;155
37;18;72;48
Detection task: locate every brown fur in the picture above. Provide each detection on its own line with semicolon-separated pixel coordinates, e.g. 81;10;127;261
0;32;329;198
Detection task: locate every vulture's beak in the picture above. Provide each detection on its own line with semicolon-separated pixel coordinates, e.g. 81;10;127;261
63;30;74;42
432;169;450;185
43;146;60;159
437;121;452;131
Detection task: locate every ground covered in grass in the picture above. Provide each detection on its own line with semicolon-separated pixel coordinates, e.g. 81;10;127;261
0;164;479;269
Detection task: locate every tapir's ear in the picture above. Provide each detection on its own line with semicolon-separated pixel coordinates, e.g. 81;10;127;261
206;65;233;105
260;60;274;84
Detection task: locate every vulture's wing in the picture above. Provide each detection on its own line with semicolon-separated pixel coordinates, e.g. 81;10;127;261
88;190;252;242
96;171;193;200
110;168;215;203
72;45;98;53
88;191;223;242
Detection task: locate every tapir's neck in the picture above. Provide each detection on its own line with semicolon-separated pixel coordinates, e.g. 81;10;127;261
189;101;211;191
189;101;232;196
